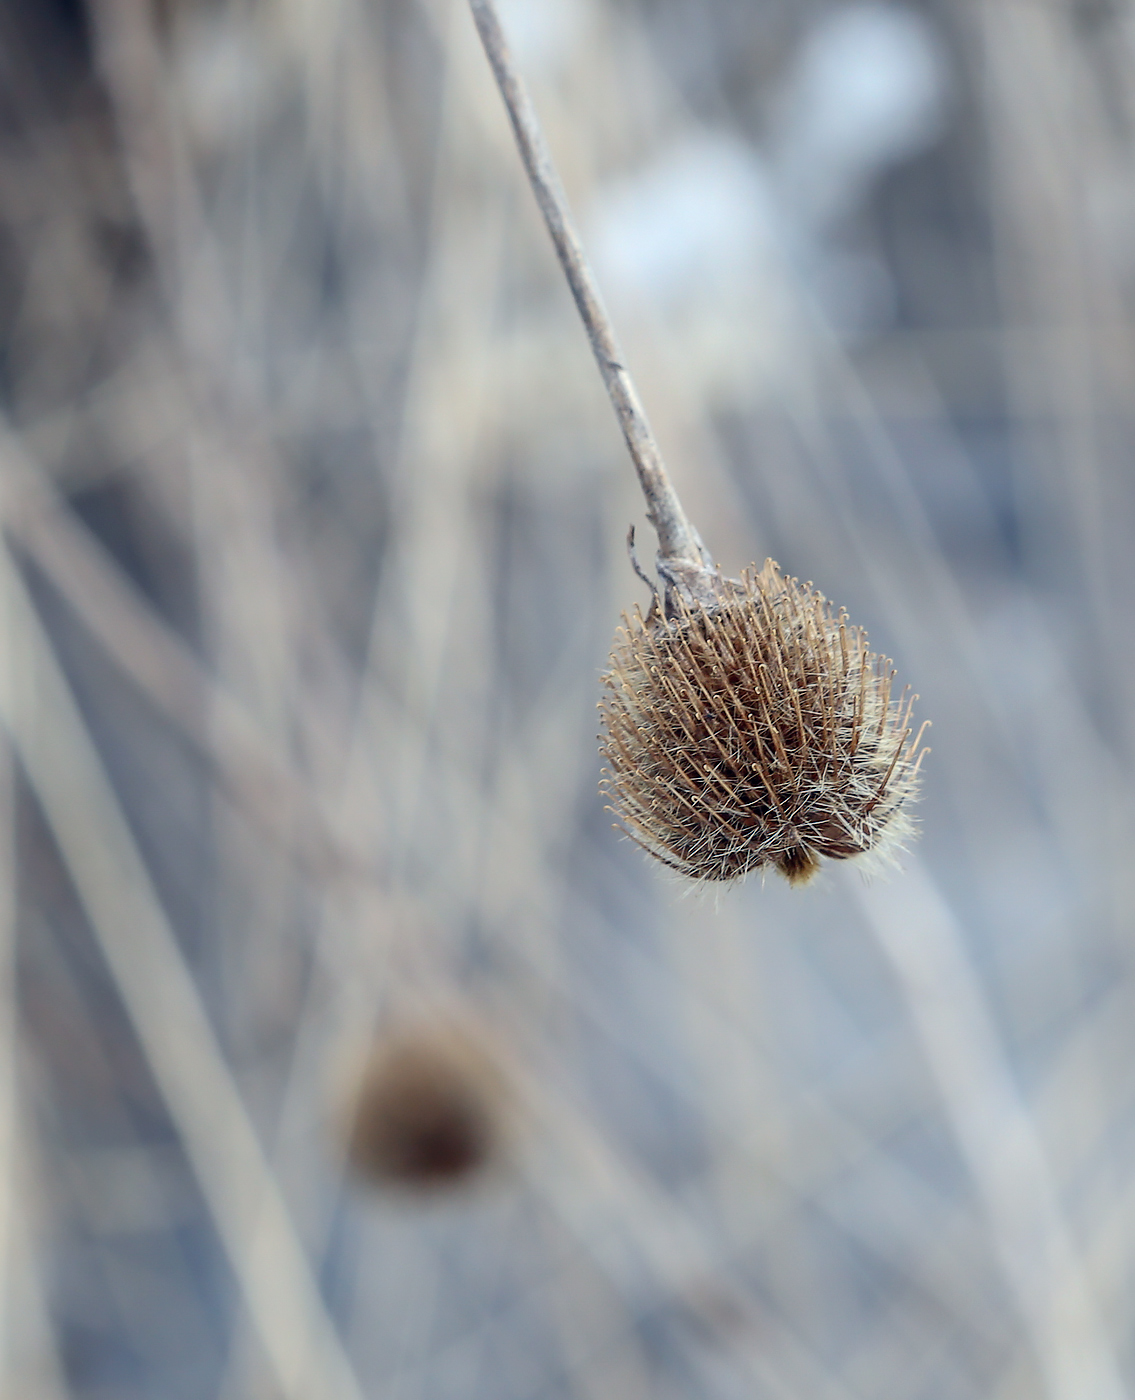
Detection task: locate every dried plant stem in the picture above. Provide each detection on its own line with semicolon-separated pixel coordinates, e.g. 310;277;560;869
470;1;926;884
468;0;710;572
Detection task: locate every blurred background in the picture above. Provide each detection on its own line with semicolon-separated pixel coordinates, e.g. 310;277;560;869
2;0;1135;1396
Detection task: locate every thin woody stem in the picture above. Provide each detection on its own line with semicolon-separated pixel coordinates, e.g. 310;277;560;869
468;0;711;569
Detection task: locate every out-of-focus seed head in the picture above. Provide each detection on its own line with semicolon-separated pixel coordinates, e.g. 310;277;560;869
342;1022;510;1193
599;560;929;886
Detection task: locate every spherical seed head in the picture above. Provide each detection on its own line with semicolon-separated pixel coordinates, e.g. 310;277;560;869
343;1024;509;1193
599;560;929;886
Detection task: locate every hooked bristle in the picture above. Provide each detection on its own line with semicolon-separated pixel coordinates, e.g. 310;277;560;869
599;560;929;886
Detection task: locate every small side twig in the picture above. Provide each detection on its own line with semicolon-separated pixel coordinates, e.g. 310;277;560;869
467;0;711;573
625;525;657;598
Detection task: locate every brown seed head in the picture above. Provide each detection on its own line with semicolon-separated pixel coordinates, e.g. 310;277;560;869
342;1023;509;1193
599;560;929;886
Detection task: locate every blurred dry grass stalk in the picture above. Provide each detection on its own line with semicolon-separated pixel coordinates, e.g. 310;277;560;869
0;0;1134;1398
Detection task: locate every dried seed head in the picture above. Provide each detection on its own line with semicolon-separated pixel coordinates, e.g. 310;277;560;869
342;1022;510;1193
599;560;929;886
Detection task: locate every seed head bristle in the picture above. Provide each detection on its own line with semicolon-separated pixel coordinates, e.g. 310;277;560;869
599;560;929;886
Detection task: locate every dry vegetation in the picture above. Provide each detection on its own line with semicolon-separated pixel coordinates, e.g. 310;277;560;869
2;0;1135;1397
600;561;929;885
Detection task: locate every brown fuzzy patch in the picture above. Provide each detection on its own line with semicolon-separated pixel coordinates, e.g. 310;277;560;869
599;561;929;885
344;1026;507;1192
